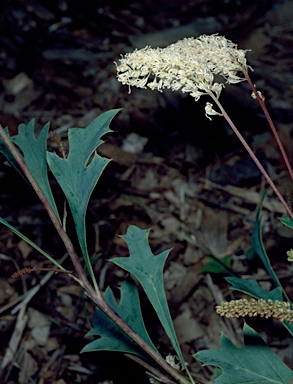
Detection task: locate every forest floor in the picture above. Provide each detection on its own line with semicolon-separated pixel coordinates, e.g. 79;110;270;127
0;0;293;383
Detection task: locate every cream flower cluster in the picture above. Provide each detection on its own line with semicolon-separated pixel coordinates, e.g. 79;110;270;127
116;34;249;105
216;298;293;323
287;249;293;262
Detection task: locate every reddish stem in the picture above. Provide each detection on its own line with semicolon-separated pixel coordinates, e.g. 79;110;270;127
207;90;293;220
244;71;293;182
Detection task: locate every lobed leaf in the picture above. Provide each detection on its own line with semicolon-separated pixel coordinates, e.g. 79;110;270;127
111;225;185;368
0;120;60;220
195;323;293;383
81;279;154;358
47;109;120;275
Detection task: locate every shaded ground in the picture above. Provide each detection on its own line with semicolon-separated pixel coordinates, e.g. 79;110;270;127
0;0;293;383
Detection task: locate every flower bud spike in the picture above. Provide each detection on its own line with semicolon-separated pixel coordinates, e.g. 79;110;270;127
216;299;293;323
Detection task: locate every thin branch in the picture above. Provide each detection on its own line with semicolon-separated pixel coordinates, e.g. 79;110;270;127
1;305;28;369
244;71;293;182
207;90;293;220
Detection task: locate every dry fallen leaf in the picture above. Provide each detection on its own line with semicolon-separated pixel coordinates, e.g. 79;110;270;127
0;278;15;305
28;307;51;346
173;305;204;344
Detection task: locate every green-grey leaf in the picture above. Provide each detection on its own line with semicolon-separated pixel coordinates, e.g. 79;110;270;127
280;216;293;229
225;277;283;301
81;309;147;357
81;280;153;358
195;323;293;383
201;255;233;275
225;277;293;336
47;109;120;275
0;120;60;220
251;208;292;308
104;279;158;352
111;226;184;367
252;210;280;287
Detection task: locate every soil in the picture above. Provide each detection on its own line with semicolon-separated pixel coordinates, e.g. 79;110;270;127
0;0;293;383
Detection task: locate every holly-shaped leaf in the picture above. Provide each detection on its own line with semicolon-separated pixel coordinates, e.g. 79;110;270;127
0;120;59;220
47;109;120;276
81;279;155;358
111;226;185;368
195;323;293;384
82;308;146;356
105;279;158;352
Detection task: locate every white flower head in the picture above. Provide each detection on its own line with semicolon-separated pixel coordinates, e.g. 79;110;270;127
205;102;223;120
116;44;213;101
116;34;249;103
193;34;249;83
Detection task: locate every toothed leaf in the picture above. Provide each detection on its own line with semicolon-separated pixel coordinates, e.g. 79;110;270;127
47;109;120;274
111;225;185;366
0;120;59;220
82;279;155;358
195;323;293;383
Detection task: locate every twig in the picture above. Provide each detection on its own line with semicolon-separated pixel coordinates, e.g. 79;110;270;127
244;71;293;182
1;305;28;370
37;346;66;384
207;89;293;220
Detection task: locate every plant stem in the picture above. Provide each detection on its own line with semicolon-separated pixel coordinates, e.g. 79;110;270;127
207;90;293;220
243;71;293;182
0;126;193;384
0;126;103;302
84;289;193;384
